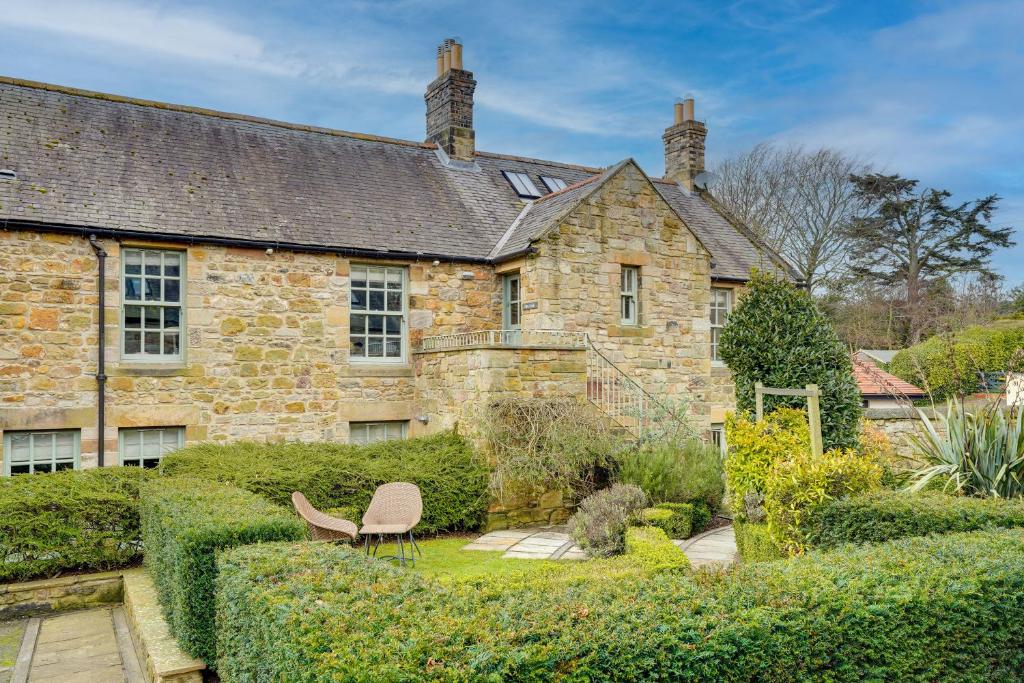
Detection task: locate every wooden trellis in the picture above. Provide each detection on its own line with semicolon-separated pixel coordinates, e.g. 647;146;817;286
754;381;824;457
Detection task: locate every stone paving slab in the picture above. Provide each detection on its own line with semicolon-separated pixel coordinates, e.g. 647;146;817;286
28;608;125;683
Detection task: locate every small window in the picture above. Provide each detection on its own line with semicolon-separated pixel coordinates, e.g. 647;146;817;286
350;421;408;446
3;430;80;476
122;248;184;361
710;287;733;363
620;266;640;325
541;176;567;193
350;265;407;362
119;427;184;468
710;424;726;456
502;171;541;198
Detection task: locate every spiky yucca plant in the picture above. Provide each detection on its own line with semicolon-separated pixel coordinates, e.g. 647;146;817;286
908;401;1024;498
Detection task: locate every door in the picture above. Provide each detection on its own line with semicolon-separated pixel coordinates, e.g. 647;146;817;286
502;273;522;345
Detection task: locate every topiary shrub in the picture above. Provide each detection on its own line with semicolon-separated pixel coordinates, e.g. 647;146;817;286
639;504;693;539
806;490;1024;549
217;529;1024;680
719;270;863;450
724;407;809;520
159;431;489;534
568;484;647;557
764;447;883;553
140;477;305;665
0;467;147;582
889;320;1024;399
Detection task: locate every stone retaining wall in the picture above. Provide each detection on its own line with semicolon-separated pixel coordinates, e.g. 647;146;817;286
0;571;123;620
865;406;941;466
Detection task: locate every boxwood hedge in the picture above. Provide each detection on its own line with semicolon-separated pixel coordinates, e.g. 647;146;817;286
217;528;1024;681
807;490;1024;549
158;431;489;533
140;477;305;665
0;467;147;582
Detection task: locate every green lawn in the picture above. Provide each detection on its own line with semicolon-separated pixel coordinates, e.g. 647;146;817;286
406;537;561;579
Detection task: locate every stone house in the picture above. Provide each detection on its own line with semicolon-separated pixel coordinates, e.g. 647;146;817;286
0;39;795;477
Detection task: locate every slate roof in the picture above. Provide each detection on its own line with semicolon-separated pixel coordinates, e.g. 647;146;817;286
0;76;790;278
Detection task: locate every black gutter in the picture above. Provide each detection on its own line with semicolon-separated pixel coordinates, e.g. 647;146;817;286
1;219;493;265
87;235;108;467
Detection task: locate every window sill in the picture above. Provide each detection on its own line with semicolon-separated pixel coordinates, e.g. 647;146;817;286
109;363;197;377
607;325;654;338
343;364;414;378
711;363;731;375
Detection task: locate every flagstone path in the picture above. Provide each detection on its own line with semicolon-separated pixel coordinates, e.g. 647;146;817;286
464;523;737;567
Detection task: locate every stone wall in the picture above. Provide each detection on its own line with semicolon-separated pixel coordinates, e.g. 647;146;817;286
0;571;123;620
0;229;500;468
518;163;715;431
865;406;939;466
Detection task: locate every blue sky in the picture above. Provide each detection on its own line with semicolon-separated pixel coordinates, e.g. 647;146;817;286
2;1;1021;283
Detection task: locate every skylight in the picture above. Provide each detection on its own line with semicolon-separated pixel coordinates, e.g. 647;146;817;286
502;171;541;198
541;176;567;193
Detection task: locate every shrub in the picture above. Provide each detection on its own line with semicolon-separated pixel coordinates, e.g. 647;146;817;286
0;467;146;582
140;477;305;665
568;484;647;557
908;400;1024;498
217;529;1024;681
764;447;883;553
618;439;724;513
640;504;693;539
807;490;1024;549
889;320;1024;399
733;520;785;562
159;431;489;534
724;407;809;519
719;270;863;450
479;398;626;499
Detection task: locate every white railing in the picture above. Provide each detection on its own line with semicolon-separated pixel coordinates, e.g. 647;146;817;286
585;338;654;437
417;329;587;351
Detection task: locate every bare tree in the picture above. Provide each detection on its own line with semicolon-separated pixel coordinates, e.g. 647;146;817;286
711;144;867;291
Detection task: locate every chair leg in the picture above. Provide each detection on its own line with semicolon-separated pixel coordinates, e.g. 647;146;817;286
364;534;370;555
397;533;406;566
410;531;422;557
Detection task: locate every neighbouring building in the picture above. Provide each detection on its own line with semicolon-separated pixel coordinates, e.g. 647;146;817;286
852;354;926;409
0;39;795;479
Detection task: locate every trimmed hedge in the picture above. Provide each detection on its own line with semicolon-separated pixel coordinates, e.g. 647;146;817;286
0;467;146;582
218;529;1024;681
159;431;488;533
140;477;305;665
889;319;1024;399
733;520;785;562
807;490;1024;549
639;502;712;539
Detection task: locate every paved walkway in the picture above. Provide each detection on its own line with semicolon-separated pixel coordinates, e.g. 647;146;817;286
3;608;144;683
465;524;737;567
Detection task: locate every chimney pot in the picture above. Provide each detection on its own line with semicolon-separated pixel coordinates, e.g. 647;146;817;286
683;97;695;122
451;41;463;70
442;44;452;73
673;101;685;125
436;45;444;76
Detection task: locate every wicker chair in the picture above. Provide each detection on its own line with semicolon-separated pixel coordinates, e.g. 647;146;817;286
360;482;423;566
291;491;358;543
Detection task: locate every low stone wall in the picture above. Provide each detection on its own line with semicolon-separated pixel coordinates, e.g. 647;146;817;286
486;489;575;531
865;406;941;467
0;571;123;620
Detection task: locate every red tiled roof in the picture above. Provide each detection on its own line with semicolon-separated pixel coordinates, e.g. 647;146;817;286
852;355;925;398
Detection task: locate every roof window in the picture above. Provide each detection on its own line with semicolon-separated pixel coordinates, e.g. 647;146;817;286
0;169;17;181
541;176;567;193
502;171;541;198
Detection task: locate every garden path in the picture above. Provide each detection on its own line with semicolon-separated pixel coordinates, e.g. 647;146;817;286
3;607;144;683
465;524;737;567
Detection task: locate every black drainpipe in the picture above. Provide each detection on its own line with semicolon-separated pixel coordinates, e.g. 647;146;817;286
88;235;108;467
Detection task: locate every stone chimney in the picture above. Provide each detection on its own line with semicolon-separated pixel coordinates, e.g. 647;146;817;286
662;97;707;190
425;38;476;162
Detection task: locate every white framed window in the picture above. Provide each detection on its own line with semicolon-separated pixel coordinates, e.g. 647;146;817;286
502;171;541;198
620;266;640;325
119;427;184;468
540;176;567;193
122;248;184;361
3;430;80;476
710;423;726;456
349;421;408;446
710;287;733;364
350;265;407;363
